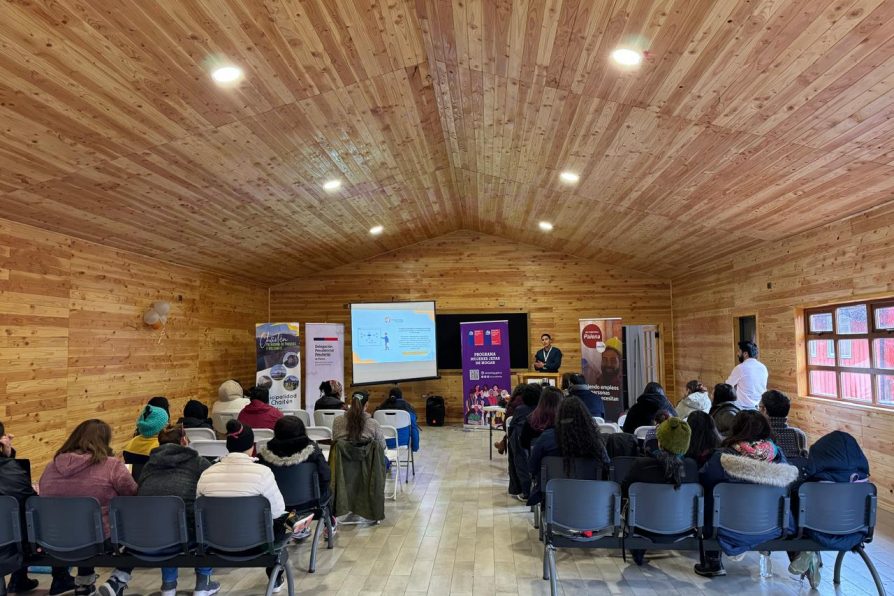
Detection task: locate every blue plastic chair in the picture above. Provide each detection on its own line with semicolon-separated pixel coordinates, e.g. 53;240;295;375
109;496;189;561
626;483;703;551
25;496;106;562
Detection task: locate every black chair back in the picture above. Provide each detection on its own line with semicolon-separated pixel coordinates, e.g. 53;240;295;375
268;462;321;511
195;496;275;560
25;496;106;561
798;482;877;537
544;479;621;535
712;484;789;536
628;483;704;536
0;496;23;576
110;496;189;561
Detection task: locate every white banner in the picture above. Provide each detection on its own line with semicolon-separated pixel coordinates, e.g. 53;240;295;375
304;323;345;417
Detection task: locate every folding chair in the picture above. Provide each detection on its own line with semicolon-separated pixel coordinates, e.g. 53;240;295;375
598;423;619;435
633;426;652;441
592;417;605;424
253;428;275;442
313;410;345;430
189;440;229;459
184;427;216;442
282;410;311;427
378;425;403;499
373;410;414;482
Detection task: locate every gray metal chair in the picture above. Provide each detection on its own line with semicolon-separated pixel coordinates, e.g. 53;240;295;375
710;483;790;548
195;496;295;596
543;479;622;596
536;456;607;540
267;462;334;573
0;495;23;593
626;483;703;550
25;496;106;561
798;482;885;596
109;496;189;561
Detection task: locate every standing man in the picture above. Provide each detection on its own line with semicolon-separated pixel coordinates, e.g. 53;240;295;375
726;340;768;409
533;333;563;372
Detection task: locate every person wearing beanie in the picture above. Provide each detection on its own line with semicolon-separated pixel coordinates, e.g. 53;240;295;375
374;387;420;452
622;416;697;566
196;419;287;591
211;379;250;434
123;405;170;457
180;399;213;429
238;386;284;430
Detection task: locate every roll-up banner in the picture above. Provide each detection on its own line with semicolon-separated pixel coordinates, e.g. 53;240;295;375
255;322;301;410
304;323;345;416
461;320;511;429
580;318;624;421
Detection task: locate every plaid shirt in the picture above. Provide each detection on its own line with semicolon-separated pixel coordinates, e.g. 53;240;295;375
768;416;805;459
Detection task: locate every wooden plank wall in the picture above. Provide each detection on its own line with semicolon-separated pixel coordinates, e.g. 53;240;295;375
0;218;268;475
672;205;894;510
270;230;674;419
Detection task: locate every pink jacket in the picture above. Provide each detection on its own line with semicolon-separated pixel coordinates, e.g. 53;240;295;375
39;452;137;537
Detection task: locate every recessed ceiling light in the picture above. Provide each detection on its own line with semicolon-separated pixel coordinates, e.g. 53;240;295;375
369;225;384;235
323;179;341;191
539;221;554;232
611;48;642;66
559;171;580;184
211;65;243;84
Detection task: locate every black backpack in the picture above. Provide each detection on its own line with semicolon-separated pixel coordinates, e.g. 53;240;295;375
425;395;446;427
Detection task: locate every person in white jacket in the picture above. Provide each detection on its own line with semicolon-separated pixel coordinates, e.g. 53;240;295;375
675;380;712;420
211;380;250;434
196;419;287;592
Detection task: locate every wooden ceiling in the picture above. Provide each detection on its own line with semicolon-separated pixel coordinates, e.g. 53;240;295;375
2;0;894;283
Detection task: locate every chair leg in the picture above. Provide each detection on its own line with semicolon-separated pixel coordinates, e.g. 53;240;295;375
833;550;846;585
532;505;539;529
856;546;887;596
284;561;296;596
264;565;282;596
309;513;324;573
543;541;549;580
324;506;335;549
547;544;558;596
411;447;415;477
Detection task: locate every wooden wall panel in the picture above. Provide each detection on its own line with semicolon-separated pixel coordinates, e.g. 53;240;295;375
0;218;267;475
672;205;894;510
270;230;674;420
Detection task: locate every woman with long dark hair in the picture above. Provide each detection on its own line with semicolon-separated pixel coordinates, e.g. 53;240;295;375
520;386;562;449
709;383;740;436
684;411;721;466
332;391;385;446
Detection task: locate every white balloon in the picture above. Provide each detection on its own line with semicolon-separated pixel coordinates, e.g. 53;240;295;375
152;301;171;316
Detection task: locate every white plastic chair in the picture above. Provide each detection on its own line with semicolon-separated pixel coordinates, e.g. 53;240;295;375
255;438;271;451
598;423;619;435
618;414;627;428
306;426;332;461
282;409;311;427
592;417;605;424
189;440;229;459
373;410;414;483
379;424;402;500
184;427;216;442
633;426;652;441
252;428;275;442
314;409;345;430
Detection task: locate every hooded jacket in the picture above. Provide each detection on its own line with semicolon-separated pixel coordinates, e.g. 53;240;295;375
39;452;137;537
212;380;250;434
621;392;667;434
196;452;285;518
314;395;345;411
180;400;213;429
675;391;711;420
330;439;385;521
237;399;284;430
568;384;605;419
257;436;331;510
138;443;211;532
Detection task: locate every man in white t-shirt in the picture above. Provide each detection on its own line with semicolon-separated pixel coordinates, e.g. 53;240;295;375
726;340;768;409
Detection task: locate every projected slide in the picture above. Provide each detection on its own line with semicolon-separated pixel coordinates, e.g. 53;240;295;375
351;301;438;385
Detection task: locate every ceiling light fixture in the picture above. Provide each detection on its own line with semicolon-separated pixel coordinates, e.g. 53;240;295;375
559;171;580;184
323;179;342;191
611;48;643;66
369;225;384;235
211;65;243;84
539;221;554;232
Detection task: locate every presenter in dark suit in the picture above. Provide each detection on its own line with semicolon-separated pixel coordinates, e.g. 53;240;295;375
533;333;563;372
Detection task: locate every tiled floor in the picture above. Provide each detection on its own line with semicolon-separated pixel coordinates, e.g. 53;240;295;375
27;425;894;594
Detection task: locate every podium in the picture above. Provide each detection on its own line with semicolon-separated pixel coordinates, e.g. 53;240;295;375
517;371;562;387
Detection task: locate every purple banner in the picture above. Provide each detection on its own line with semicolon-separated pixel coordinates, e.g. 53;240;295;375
461;321;511;428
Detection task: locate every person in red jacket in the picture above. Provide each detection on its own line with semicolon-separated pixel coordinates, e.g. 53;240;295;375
237;386;284;430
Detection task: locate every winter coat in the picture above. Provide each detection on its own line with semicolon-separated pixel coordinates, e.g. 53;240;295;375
257;436;331;511
710;401;741;436
211;381;250;434
620;455;698;495
568;385;605;419
699;447;799;555
313;395;345;411
604;433;639;458
237;400;284;430
181;400;213;429
330;439;385;521
39;453;138;537
138;443;211;534
526;428;610;506
0;457;35;574
180;416;213;430
621;392;667;434
675;391;712;420
332;413;386;447
520;419;551;450
196;452;285;519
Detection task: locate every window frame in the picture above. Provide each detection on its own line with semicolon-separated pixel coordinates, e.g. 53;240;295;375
805;298;894;406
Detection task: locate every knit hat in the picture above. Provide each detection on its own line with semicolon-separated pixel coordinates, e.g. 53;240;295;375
225;420;255;453
183;399;208;420
656;417;691;455
136;405;169;438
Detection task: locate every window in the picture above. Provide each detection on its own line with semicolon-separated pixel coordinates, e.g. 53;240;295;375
805;298;894;406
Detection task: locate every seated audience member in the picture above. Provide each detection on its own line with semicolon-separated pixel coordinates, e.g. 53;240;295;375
238;386;283;430
39;420;138;596
622;417;695;565
0;420;40;594
137;425;216;596
675;380;712;419
375;387;417;415
506;384;542;501
684;411;721;467
211;379;250;434
567;373;605;419
258;415;333;540
180;399;213;429
622;382;675;434
148;396;170;415
527;396;610;506
197;420;287;592
758;389;805;459
709;383;741;436
314;380;346;411
560;372;575;394
642;409;671;453
494;383;527;455
695;411;799;577
787;430;870;586
520;387;562;450
332;391;385;447
123;405;169;458
375;387;420;452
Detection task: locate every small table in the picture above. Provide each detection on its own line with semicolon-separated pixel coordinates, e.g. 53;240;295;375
483;406;506;460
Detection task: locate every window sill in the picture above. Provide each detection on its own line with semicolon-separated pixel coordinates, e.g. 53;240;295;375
799;394;894;415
